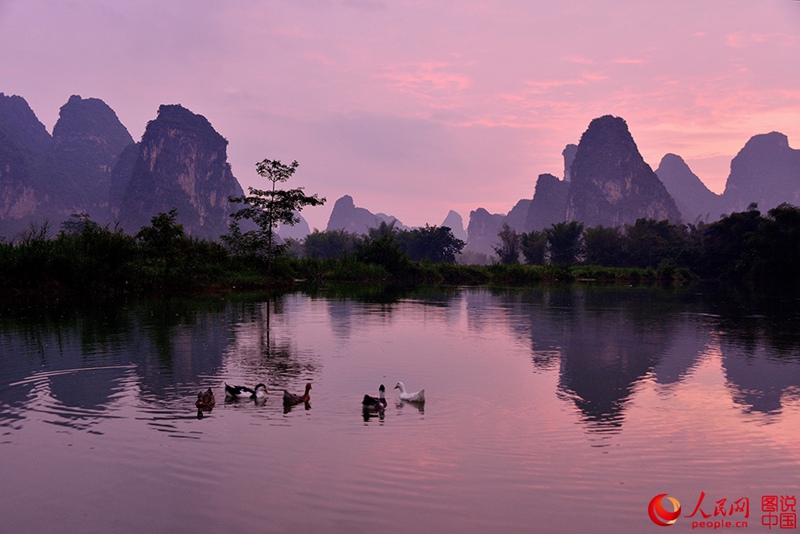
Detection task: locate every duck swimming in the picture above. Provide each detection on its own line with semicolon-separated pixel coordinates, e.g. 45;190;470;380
362;384;387;409
225;383;268;400
283;383;312;405
195;388;216;409
394;381;425;403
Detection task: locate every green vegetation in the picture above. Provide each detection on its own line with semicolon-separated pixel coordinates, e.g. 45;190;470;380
4;202;800;303
224;159;326;270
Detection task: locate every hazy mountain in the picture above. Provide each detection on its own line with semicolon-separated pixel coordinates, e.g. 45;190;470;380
566;115;681;228
0;93;137;238
722;132;800;213
464;207;505;256
277;211;311;240
0;93;51;235
52;95;135;222
655;153;722;223
5;93;800;246
441;210;467;242
0;93;52;153
505;199;532;233
117;104;244;240
524;173;570;232
562;144;578;182
326;195;405;234
108;143;139;221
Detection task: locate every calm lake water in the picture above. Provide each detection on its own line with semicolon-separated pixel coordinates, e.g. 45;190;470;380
2;284;800;533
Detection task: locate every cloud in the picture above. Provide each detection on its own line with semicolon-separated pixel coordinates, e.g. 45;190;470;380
317;111;445;164
377;62;473;107
611;57;647;65
725;31;798;49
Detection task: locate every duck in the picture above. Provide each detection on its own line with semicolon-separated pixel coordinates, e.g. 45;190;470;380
225;382;269;400
283;383;312;405
394;381;425;403
362;384;387;409
195;387;216;409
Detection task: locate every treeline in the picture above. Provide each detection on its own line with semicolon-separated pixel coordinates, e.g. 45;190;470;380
491;202;800;282
2;203;800;300
292;202;800;282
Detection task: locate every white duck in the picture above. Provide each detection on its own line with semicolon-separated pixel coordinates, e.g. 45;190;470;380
225;382;268;400
394;381;425;403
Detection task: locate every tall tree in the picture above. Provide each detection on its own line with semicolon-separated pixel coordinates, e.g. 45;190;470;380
623;218;689;269
545;221;584;265
583;225;624;266
225;159;325;270
520;230;547;265
136;208;185;281
493;223;521;264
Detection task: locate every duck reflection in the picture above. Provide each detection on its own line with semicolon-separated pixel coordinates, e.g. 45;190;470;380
283;400;311;414
362;405;385;422
395;400;425;415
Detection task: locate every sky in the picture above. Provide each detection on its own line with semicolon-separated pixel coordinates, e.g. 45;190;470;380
0;1;798;232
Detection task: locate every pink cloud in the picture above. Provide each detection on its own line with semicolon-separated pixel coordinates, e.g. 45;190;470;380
0;0;798;230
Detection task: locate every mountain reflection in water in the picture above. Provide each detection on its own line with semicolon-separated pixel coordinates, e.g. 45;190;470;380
1;284;799;533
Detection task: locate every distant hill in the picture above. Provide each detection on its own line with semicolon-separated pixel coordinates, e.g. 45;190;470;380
464;207;505;256
562;144;578;182
277;211;311;240
116;104;244;240
0;94;245;241
566;115;681;227
326;195;406;234
655;153;722;223
53;95;135;222
0;93;51;235
524;173;570;232
441;210;467;242
2;94;799;249
722;132;800;213
0;93;133;237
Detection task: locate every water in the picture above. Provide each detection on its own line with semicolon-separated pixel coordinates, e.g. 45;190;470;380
1;285;800;533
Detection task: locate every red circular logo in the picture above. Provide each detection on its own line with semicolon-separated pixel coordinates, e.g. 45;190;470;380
648;494;682;526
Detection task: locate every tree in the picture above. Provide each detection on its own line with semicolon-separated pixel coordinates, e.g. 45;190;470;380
583;226;624;266
303;229;359;259
137;208;186;280
520;230;547;265
623;218;690;269
493;223;521;264
698;208;762;278
355;222;409;273
225;159;325;270
397;225;465;263
761;203;800;276
545;221;584;265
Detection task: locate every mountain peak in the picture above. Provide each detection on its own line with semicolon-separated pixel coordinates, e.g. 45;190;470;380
723;131;800;212
655;153;721;223
566;115;680;227
53;94;133;152
118;104;243;239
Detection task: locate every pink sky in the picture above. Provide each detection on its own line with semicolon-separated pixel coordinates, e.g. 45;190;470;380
1;1;798;231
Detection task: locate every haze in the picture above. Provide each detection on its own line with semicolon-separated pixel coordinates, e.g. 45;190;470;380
1;0;798;231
